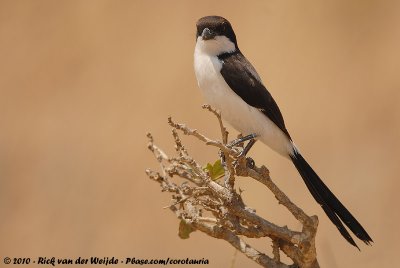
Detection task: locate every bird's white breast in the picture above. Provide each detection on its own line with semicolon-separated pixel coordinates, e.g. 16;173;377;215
194;40;293;158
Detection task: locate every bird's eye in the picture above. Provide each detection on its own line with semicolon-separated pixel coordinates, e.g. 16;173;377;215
221;25;226;33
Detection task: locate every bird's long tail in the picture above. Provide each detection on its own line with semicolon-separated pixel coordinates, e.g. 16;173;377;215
290;150;373;249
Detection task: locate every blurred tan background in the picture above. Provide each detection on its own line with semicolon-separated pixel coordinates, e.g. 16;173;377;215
0;1;399;267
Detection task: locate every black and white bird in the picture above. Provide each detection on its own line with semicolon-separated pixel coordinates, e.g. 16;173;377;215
193;15;372;248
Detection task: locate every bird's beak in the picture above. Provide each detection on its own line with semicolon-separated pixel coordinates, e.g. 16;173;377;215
201;28;215;40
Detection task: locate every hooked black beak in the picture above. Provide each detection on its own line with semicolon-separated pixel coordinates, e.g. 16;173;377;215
201;28;215;40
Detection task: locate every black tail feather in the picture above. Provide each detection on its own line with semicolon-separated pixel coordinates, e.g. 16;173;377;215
290;150;373;248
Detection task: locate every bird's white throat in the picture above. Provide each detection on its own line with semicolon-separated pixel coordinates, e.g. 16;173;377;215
195;36;236;57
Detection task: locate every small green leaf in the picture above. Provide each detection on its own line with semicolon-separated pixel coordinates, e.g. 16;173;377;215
211;159;225;179
178;220;195;239
203;159;225;180
205;163;213;173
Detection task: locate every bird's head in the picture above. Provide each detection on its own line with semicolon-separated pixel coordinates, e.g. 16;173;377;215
196;16;238;56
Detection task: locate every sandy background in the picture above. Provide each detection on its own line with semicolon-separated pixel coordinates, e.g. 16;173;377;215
1;1;399;267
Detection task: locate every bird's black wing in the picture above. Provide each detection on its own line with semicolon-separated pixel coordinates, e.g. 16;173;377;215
218;51;291;139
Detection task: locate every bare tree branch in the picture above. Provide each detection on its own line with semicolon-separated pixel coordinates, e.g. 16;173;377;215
146;106;320;268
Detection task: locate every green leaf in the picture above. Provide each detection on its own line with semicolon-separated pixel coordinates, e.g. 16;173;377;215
203;159;225;180
178;220;195;239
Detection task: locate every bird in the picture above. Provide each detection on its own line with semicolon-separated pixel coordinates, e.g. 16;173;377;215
193;15;372;249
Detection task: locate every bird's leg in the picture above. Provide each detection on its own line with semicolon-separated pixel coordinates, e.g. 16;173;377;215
221;134;258;184
228;133;257;168
228;133;258;148
231;135;257;177
238;139;257;158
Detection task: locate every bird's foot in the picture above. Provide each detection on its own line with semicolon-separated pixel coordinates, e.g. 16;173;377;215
218;150;226;166
246;157;255;169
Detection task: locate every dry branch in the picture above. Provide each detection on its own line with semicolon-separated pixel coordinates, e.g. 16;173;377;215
145;106;320;268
